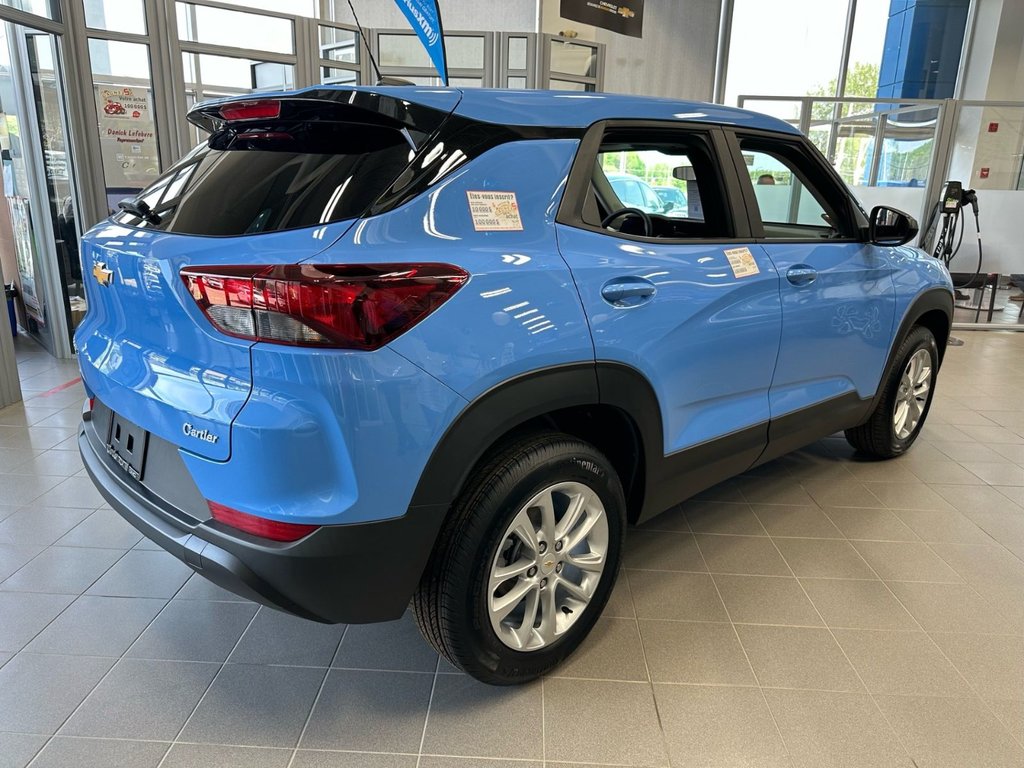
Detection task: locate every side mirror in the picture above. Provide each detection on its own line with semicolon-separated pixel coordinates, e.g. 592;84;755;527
662;201;675;213
869;205;918;246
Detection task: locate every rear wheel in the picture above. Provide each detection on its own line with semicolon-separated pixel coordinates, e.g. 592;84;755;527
845;325;938;458
413;433;625;684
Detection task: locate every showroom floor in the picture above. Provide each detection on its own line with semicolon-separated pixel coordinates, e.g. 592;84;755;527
1;331;1023;768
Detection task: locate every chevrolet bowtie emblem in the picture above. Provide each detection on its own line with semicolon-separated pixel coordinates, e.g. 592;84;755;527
92;261;113;287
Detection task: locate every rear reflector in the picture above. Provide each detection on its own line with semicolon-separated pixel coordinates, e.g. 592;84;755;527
219;99;281;122
181;263;468;350
208;501;319;542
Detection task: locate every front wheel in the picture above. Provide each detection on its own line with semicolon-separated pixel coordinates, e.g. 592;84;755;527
845;325;939;458
413;433;625;685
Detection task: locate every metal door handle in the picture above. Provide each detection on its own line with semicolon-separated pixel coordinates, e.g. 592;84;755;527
786;265;817;286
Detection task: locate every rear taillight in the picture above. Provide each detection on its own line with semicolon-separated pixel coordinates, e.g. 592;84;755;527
208;501;319;542
218;99;281;122
181;263;467;350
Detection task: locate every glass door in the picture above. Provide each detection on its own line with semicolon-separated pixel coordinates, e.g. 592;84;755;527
0;21;80;357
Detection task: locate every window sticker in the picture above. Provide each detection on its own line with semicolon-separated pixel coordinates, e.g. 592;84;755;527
724;247;760;279
467;191;523;231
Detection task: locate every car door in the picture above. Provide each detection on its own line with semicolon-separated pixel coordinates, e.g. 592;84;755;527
726;131;897;454
556;122;783;502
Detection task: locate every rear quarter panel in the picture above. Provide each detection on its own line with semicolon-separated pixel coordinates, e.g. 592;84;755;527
308;138;594;401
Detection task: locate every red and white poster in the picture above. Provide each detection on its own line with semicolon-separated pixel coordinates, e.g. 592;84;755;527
95;85;160;194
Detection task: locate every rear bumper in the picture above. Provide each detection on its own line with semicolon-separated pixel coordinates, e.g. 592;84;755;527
79;410;446;623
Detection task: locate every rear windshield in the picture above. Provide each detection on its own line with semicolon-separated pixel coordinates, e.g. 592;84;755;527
112;121;415;236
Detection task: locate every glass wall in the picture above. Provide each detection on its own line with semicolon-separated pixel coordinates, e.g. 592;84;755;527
0;20;82;355
724;0;848;107
723;0;970;106
86;38;160;212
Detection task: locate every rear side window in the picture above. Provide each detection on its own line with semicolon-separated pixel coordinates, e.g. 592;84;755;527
113;122;415;236
581;128;733;239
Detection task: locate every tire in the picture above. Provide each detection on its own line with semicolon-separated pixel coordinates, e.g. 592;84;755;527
845;325;939;458
413;432;626;685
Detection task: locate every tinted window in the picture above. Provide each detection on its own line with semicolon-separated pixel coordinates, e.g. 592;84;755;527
113;121;414;236
584;129;731;238
738;137;853;239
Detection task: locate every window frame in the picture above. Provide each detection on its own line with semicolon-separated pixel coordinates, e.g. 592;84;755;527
556;119;754;245
724;128;869;243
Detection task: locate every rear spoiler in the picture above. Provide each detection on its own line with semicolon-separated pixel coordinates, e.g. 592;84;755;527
187;87;460;142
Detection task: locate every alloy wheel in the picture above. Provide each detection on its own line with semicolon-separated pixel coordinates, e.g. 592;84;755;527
893;348;932;440
487;481;609;651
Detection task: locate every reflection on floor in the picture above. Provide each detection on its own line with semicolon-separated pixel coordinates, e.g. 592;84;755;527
953;284;1024;326
1;332;1023;767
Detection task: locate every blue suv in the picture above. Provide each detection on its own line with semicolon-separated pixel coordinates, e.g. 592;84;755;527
77;87;953;684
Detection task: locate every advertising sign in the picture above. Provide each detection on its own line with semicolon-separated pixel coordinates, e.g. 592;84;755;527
560;0;645;38
94;85;160;194
392;0;449;84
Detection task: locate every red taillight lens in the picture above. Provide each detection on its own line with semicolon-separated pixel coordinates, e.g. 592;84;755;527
181;264;467;350
218;99;281;122
207;501;319;542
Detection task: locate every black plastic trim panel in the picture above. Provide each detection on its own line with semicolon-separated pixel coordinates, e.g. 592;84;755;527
80;407;445;624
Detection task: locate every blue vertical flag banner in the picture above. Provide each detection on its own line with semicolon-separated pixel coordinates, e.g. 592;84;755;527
392;0;449;85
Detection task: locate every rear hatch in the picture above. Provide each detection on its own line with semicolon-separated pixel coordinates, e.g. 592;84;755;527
76;88;460;462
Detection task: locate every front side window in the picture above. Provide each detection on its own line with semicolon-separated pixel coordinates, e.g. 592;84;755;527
738;137;853;239
582;129;731;239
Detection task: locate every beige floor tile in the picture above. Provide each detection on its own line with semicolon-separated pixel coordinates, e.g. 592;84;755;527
542;678;668;766
623;530;706;573
800;477;885;509
990;443;1024;464
963;510;1024;552
639;620;754;685
907;460;989;485
694;534;790;576
987;698;1024;742
962;462;1024;486
654;684;788;767
852;540;963;582
932;440;1012;464
773;538;877;579
552;617;648;681
843;460;921;483
887;581;1021;635
833;629;971;697
930;633;1024;702
751;505;842;538
957;424;1024;445
875;694;1024;768
822;507;920;541
736;624;863;692
995;485;1024;507
734;475;817;506
800;578;917;630
678;500;766;536
603;573;635;619
714;574;823;626
927;542;1024;595
890;507;994;545
420;675;542;761
863;481;956;511
763;689;911;768
626;569;728;622
930;484;1023;515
